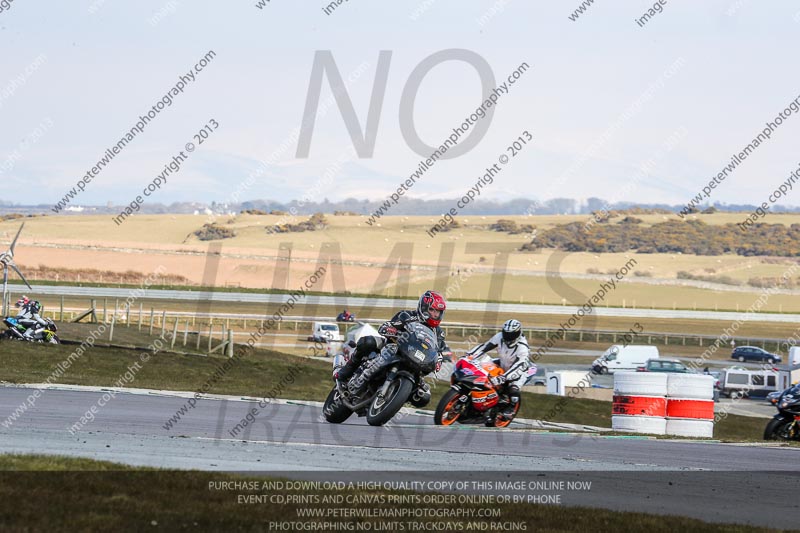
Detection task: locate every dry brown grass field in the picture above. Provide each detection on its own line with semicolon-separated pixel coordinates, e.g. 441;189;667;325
3;212;800;312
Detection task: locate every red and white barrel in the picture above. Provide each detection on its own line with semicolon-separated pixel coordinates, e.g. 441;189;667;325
665;374;715;438
611;372;669;435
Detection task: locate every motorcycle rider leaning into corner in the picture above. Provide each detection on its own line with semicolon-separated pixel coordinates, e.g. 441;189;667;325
15;296;48;339
335;290;452;406
466;319;531;418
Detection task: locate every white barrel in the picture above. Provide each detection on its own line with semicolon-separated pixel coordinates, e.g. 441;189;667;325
614;372;669;396
612;415;666;435
666;374;714;399
665;418;714;438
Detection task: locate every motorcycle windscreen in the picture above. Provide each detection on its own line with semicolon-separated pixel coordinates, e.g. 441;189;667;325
397;322;439;371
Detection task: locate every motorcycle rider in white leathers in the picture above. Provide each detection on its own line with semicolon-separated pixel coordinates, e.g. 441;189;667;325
466;319;531;417
15;296;48;339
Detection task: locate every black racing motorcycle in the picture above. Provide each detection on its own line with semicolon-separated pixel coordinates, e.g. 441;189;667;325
764;383;800;441
1;317;60;344
322;322;438;426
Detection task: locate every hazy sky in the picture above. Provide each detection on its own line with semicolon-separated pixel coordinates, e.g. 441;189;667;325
2;0;800;209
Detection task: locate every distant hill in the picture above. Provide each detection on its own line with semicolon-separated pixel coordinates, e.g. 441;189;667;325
4;197;800;217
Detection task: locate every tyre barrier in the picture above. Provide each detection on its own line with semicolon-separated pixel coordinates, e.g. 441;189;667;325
665;399;714;420
612;372;715;438
665;374;715;438
612;395;667;417
665;418;714;438
666;373;714;400
611;415;667;435
614;372;669;397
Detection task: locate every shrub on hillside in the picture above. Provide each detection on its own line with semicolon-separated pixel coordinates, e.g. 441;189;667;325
194;223;236;241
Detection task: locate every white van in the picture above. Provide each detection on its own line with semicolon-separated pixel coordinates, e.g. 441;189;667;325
592;345;659;374
308;322;343;342
789;346;800;367
720;369;781;398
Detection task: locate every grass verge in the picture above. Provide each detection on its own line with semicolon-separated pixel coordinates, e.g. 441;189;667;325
0;454;782;533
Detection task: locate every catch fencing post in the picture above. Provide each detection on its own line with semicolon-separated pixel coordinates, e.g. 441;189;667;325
161;311;167;336
103;298;107;323
171;319;179;349
148;308;155;335
109;315;115;342
183;320;189;347
138;304;143;331
207;324;213;353
60;296;64;322
227;329;234;358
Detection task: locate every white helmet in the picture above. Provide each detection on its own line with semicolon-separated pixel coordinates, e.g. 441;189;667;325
501;319;522;347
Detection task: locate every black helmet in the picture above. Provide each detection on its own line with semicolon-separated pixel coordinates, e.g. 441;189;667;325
501;319;522;347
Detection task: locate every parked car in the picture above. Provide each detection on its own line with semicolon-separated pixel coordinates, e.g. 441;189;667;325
767;389;784;405
636;358;691;373
731;346;781;364
708;370;722;402
307;321;344;342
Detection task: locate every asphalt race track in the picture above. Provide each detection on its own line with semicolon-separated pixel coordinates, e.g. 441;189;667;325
2;386;799;527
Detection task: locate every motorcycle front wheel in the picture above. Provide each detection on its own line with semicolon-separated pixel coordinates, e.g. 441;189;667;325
491;402;520;428
366;376;414;426
434;389;464;426
322;387;353;424
764;416;796;440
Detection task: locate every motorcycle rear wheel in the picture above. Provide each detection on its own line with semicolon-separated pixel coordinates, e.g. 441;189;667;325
366;377;414;426
322;387;353;424
764;416;796;441
434;389;464;426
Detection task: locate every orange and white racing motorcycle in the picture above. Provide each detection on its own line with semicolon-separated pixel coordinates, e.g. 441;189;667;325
434;353;519;428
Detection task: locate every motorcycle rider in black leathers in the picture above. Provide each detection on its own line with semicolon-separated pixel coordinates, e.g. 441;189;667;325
335;291;451;406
